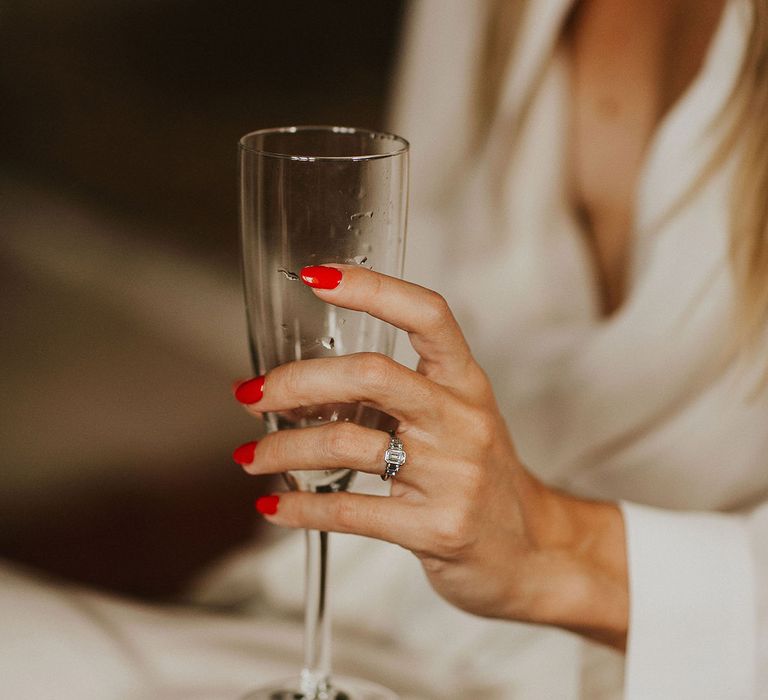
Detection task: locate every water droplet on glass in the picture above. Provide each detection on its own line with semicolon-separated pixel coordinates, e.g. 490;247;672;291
338;318;346;327
350;211;373;220
346;255;368;265
277;268;299;281
329;410;339;422
320;336;335;350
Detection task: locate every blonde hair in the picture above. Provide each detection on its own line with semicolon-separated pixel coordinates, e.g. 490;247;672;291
728;0;768;352
476;0;768;359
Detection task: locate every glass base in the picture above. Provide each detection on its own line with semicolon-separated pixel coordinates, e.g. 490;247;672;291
241;675;399;700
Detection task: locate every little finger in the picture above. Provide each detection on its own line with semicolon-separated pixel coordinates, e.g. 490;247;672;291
255;490;422;549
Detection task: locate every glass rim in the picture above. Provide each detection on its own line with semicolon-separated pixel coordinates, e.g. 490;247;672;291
238;125;409;162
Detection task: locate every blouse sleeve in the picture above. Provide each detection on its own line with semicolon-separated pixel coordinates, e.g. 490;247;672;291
620;500;763;698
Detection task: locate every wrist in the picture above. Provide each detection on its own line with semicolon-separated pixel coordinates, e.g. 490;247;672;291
519;481;629;649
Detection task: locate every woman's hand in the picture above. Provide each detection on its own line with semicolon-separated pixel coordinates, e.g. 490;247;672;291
233;264;628;649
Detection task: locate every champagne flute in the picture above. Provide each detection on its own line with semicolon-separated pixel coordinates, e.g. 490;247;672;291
239;126;408;700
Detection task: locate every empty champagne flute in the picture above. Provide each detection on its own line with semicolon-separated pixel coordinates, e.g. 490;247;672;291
239;126;408;700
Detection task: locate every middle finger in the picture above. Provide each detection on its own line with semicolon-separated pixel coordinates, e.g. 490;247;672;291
235;353;448;426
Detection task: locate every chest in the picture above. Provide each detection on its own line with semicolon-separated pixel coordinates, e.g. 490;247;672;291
562;0;725;314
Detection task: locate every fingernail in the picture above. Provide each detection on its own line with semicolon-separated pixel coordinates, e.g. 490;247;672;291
232;441;258;465
300;265;342;290
235;376;265;404
255;494;280;515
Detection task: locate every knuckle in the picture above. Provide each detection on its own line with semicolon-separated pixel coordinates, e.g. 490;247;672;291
467;364;493;398
454;458;484;492
277;361;302;398
333;496;357;531
324;422;359;462
256;432;276;463
264;431;291;467
468;410;496;449
420;556;448;576
432;506;474;558
354;352;395;393
369;270;386;299
422;291;451;330
278;494;302;527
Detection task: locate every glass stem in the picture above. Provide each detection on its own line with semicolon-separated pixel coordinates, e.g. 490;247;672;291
301;529;332;698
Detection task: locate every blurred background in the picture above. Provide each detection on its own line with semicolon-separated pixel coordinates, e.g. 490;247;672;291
0;0;405;600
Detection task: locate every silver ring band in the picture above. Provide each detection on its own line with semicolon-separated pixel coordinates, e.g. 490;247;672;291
381;434;406;481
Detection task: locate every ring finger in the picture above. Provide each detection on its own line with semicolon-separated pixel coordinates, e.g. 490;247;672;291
235;421;432;488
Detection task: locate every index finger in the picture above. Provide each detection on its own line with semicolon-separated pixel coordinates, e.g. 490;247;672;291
301;264;473;380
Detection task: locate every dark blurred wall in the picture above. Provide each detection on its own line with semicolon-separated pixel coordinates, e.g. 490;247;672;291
0;0;405;262
0;0;405;600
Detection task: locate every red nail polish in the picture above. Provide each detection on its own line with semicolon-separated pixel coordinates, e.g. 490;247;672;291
300;265;342;290
235;376;265;404
255;494;280;515
232;441;258;465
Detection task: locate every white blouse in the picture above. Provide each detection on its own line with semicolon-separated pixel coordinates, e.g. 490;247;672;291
389;0;765;697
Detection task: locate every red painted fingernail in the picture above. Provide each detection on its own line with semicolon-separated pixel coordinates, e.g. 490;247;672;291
255;494;280;515
235;376;265;404
300;265;342;290
232;441;258;465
